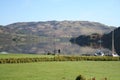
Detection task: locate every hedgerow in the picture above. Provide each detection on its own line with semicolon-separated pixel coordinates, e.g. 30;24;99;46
0;56;119;64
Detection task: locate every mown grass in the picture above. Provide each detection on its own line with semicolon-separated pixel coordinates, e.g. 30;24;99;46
0;61;120;80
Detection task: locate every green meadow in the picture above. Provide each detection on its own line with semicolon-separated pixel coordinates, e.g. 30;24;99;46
0;61;120;80
0;54;120;80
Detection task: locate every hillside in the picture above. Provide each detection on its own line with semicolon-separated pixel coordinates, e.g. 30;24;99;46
4;21;114;38
0;21;117;54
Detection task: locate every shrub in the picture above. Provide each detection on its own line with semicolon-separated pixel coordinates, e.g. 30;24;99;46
75;75;108;80
75;75;86;80
0;56;120;64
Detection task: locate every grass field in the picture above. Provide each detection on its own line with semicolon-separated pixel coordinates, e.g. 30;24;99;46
0;61;120;80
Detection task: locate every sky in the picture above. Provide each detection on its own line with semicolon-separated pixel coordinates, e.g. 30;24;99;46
0;0;120;27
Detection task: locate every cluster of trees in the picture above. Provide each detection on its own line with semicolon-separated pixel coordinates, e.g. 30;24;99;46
70;27;120;55
102;27;120;55
70;33;101;46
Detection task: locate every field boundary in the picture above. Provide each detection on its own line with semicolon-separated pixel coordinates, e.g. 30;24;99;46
0;56;120;64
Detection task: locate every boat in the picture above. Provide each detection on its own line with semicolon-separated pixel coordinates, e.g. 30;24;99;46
94;34;105;56
94;49;104;56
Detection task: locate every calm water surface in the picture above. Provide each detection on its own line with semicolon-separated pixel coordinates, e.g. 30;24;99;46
0;38;112;55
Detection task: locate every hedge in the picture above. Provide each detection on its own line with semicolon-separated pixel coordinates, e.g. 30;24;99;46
0;56;120;64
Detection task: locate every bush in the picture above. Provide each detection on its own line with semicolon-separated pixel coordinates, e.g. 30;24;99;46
75;75;86;80
75;75;108;80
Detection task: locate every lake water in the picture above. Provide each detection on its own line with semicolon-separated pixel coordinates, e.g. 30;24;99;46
0;38;112;55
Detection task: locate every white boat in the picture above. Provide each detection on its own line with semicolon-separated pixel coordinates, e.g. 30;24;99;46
94;49;104;56
94;34;104;56
112;53;119;57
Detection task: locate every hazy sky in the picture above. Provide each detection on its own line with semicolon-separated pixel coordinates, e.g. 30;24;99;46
0;0;120;27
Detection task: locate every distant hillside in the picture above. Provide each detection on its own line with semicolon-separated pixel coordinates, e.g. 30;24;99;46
0;21;117;54
0;25;12;41
4;21;115;38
